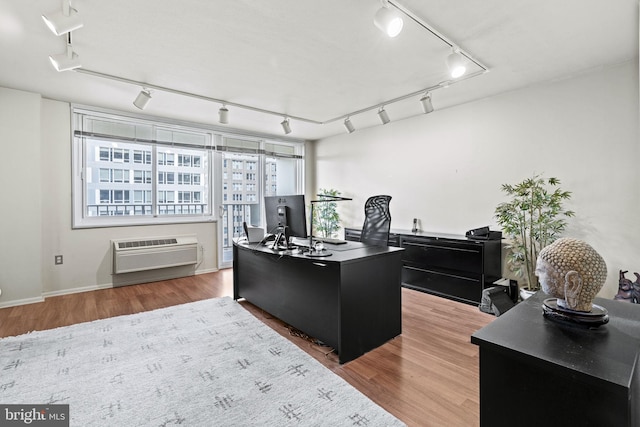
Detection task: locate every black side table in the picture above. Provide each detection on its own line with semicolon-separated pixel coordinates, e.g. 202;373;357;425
471;291;640;427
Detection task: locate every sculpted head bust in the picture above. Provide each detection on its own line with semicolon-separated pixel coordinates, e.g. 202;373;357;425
535;237;607;312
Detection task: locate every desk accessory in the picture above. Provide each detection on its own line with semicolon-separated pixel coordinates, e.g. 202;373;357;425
542;298;609;327
307;194;352;257
243;222;265;243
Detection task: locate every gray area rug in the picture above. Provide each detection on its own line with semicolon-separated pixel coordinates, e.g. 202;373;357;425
0;297;405;426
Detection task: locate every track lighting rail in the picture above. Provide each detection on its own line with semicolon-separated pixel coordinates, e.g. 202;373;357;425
77;67;485;127
387;0;488;73
75;68;323;125
61;1;489;134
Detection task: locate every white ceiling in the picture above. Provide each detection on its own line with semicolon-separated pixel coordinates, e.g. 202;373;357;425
0;0;637;140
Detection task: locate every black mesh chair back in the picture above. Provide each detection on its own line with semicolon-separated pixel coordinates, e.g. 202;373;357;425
360;195;392;246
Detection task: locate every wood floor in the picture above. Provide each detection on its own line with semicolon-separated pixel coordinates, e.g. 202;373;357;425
0;269;495;427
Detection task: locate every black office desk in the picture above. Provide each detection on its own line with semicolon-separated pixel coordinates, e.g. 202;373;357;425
471;291;640;427
233;240;404;364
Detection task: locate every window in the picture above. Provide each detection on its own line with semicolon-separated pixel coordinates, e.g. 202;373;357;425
133;150;151;164
178;154;194;167
73;106;304;231
158;152;174;166
158;172;176;185
73;107;213;228
133;190;144;203
113;169;128;183
178;173;193;185
133;170;151;184
216;137;304;265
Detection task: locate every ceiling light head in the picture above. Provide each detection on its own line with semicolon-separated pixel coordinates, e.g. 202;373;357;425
374;1;403;37
133;89;152;110
377;107;390;125
447;50;467;79
219;105;229;124
281;118;292;135
344;117;355;134
420;93;434;114
48;44;81;72
42;0;83;36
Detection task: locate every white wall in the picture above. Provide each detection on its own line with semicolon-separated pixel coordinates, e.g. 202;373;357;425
0;89;218;308
313;61;640;298
1;61;637;305
0;88;43;305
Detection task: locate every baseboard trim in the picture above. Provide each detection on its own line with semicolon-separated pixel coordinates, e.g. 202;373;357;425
0;296;45;309
2;268;220;309
195;268;219;275
42;283;112;299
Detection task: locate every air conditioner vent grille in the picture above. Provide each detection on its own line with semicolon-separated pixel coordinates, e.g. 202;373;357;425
117;239;178;249
112;235;198;274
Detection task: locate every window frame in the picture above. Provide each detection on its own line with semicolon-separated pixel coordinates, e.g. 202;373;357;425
72;107;215;228
72;104;306;230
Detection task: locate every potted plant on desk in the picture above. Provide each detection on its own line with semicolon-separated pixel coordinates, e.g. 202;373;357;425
494;174;575;299
312;188;342;239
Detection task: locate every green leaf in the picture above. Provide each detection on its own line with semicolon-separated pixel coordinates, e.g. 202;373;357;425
494;174;574;290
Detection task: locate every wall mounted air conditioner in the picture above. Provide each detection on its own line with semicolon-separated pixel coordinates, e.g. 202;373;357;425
112;235;198;274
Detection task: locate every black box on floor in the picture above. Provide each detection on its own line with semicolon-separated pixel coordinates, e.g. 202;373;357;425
479;286;515;316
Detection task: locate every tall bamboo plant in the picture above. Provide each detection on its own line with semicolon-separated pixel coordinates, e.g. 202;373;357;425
313;188;342;238
494;175;575;290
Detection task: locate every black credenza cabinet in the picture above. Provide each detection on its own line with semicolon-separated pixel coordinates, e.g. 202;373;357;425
472;292;640;427
345;228;502;305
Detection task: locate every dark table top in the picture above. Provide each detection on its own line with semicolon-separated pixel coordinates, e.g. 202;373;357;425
234;238;404;264
471;291;640;390
388;228;501;243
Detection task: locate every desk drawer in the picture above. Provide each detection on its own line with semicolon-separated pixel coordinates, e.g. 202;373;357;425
401;238;482;274
402;265;482;303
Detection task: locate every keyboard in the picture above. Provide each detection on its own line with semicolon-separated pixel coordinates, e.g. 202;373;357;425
314;237;348;245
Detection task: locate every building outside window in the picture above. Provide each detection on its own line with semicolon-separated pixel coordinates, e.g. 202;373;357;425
73;108;212;227
218;138;304;263
72;106;305;267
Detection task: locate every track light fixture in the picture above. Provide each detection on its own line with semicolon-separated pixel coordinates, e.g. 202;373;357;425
58;0;488;135
281;118;292;135
343;117;355;134
133;89;152;110
377;107;390;125
447;49;467;79
420;92;434;114
219;105;229;124
49;36;81;72
42;0;83;36
373;0;403;37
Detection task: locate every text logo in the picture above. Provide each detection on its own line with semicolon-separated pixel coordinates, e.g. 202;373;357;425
1;405;69;426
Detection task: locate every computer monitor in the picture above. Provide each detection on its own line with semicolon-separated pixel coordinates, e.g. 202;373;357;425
264;194;308;248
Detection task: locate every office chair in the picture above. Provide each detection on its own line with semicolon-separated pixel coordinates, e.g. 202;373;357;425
360;195;392;246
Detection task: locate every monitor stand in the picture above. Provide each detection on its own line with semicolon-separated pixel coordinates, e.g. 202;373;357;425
305;240;332;257
271;225;292;250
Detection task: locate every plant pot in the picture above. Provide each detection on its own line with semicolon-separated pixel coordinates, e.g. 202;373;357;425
520;288;536;301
